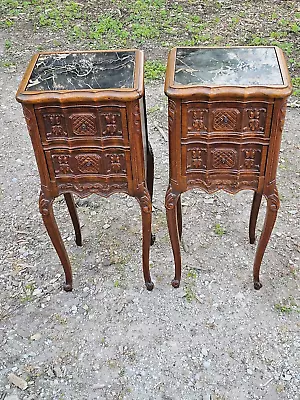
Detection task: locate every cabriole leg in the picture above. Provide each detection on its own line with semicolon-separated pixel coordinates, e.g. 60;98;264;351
137;187;154;291
165;185;182;288
253;188;280;290
176;194;182;241
64;193;82;247
146;143;155;246
39;190;73;291
249;191;263;244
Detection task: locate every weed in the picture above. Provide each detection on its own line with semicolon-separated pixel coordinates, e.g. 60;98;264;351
144;60;166;81
148;104;160;113
5;39;12;49
214;223;226;236
291;23;299;33
274;297;300;314
114;280;120;288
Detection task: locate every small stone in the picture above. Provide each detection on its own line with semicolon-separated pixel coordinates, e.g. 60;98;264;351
30;333;41;341
32;288;43;297
204;198;214;204
201;348;208;357
203;394;211;400
90;211;96;216
82;304;89;311
247;368;253;375
203;360;211;369
282;373;292;381
93;383;106;389
53;365;63;378
8;373;28;390
71;305;77;313
83;287;89;293
103;223;110;230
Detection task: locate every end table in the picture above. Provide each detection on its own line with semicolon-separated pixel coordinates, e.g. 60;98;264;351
164;46;292;290
16;49;155;291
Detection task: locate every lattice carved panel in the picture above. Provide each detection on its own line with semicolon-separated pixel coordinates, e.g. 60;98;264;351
212;109;240;131
70;114;97;136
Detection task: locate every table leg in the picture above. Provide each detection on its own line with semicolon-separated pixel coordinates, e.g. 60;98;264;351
249;191;263;244
165;185;182;288
64;193;82;247
253;187;280;290
147;142;155;246
177;194;182;241
39;190;73;291
137;186;154;291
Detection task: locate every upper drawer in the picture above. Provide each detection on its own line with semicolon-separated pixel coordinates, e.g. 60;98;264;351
182;101;273;138
35;105;129;145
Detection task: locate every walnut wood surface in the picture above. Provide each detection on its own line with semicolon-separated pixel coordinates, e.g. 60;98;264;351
17;50;154;291
165;46;292;290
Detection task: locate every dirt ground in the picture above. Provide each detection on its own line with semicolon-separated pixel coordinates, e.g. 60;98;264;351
0;2;300;395
0;57;299;400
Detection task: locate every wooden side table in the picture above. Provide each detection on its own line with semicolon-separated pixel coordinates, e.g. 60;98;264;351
164;46;292;290
16;49;155;291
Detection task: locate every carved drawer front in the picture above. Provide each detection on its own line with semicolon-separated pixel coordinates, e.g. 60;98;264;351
184;143;265;174
45;148;129;180
35;105;128;144
183;102;271;137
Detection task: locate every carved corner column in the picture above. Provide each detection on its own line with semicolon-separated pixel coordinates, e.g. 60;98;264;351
39;190;73;291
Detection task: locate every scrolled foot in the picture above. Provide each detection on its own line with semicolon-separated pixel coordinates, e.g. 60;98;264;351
150;233;156;246
63;283;73;292
254;281;262;290
75;234;82;247
145;281;154;291
171;279;180;288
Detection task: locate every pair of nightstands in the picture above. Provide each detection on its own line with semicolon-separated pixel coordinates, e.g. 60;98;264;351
16;47;292;292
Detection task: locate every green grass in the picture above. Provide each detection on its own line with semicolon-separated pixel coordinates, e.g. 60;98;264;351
214;223;226;236
0;0;299;89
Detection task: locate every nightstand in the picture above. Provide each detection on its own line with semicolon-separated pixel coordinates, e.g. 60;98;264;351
16;49;155;291
164;46;292;290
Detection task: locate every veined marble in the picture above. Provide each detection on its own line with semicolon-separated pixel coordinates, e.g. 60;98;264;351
26;51;135;91
175;47;283;86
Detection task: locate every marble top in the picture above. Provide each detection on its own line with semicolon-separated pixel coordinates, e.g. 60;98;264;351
174;47;283;86
25;51;135;91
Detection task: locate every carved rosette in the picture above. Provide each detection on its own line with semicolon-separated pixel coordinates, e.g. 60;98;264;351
106;153;126;174
165;184;177;210
39;191;52;216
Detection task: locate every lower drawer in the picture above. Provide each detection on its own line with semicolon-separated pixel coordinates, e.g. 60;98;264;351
182;142;268;192
45;148;131;180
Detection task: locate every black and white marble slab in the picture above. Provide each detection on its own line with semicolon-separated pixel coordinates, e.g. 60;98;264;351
175;47;283;86
26;51;135;91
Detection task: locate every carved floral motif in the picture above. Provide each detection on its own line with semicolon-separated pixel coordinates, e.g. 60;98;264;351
138;185;152;214
22;105;34;137
101;113;122;136
189;109;208;132
168;99;176;136
58;182;128;198
39;191;51;216
106;153;126;174
53;155;72;174
165;184;177;210
246;108;266;132
243;149;257;169
44;114;67;138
